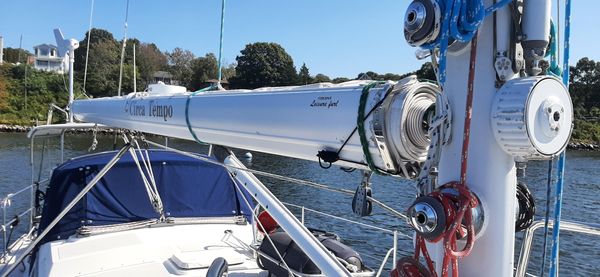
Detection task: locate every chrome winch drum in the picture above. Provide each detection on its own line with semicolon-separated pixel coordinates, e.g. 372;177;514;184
404;0;441;47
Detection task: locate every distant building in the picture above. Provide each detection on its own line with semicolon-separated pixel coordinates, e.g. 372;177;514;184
152;71;178;85
33;44;67;73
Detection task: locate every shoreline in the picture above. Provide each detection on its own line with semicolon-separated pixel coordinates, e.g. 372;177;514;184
1;123;598;151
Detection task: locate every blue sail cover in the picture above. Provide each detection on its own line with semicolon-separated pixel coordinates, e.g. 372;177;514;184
39;149;253;244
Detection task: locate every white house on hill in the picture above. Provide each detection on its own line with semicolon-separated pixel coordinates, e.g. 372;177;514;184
33;44;67;73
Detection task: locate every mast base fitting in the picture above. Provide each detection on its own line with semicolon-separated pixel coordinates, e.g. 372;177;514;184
491;76;573;161
407;185;484;242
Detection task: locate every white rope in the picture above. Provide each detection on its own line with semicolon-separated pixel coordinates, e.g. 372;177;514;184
416;86;452;195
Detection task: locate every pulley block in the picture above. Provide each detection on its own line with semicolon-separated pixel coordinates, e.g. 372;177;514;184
352;172;373;216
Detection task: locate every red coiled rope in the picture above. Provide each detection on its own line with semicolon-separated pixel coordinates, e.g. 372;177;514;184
393;32;480;277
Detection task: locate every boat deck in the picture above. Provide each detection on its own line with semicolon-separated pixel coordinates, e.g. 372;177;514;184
34;223;266;277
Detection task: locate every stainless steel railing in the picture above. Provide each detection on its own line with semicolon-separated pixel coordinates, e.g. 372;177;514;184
0;179;49;254
515;220;600;277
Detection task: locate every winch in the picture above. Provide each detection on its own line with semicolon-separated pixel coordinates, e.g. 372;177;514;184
404;0;441;47
407;185;484;243
491;76;573;161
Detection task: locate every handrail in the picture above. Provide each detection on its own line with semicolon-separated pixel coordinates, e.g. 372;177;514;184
515;220;600;277
375;248;395;277
0;181;47;203
0;180;49;254
283;202;409;238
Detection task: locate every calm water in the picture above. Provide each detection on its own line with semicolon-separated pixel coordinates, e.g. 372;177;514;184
0;132;599;276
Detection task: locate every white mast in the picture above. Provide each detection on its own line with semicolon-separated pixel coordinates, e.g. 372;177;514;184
54;29;80;122
401;0;571;276
434;7;517;276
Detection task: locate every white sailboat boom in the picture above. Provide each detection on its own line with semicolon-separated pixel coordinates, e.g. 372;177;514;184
72;80;437;177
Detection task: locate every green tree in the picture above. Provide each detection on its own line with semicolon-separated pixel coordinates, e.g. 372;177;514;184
231;42;298;89
133;42;168;89
167;47;195;89
570;57;600;112
221;63;236;81
298;63;311;85
415;62;436;80
0;72;8;111
383;73;403;81
0;64;72;124
190;53;218;90
73;28;120;97
313;73;331;83
332;77;350;84
2;48;31;64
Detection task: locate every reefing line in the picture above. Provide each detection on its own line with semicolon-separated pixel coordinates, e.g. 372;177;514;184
549;0;572;275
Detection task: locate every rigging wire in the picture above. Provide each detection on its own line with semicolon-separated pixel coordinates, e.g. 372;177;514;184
549;0;572;275
216;0;226;88
540;159;554;277
83;0;95;94
143;139;409;220
185;86;214;145
117;0;130;96
184;1;228;142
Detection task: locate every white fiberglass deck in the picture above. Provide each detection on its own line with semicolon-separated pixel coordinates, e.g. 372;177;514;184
35;223;265;277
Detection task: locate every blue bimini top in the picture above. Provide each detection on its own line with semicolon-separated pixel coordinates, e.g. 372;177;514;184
39;149;253;243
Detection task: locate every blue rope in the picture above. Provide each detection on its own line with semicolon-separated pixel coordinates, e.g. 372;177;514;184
185;0;226;144
540;159;553;277
546;21;562;76
185;86;215;144
549;0;572;276
217;0;226;85
422;0;511;86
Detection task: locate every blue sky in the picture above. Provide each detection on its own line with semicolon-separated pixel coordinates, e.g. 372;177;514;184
0;1;597;78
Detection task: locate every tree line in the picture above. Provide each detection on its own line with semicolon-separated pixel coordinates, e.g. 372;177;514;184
67;29;437;95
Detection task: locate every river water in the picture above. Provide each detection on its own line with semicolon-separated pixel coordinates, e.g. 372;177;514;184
0;132;598;276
